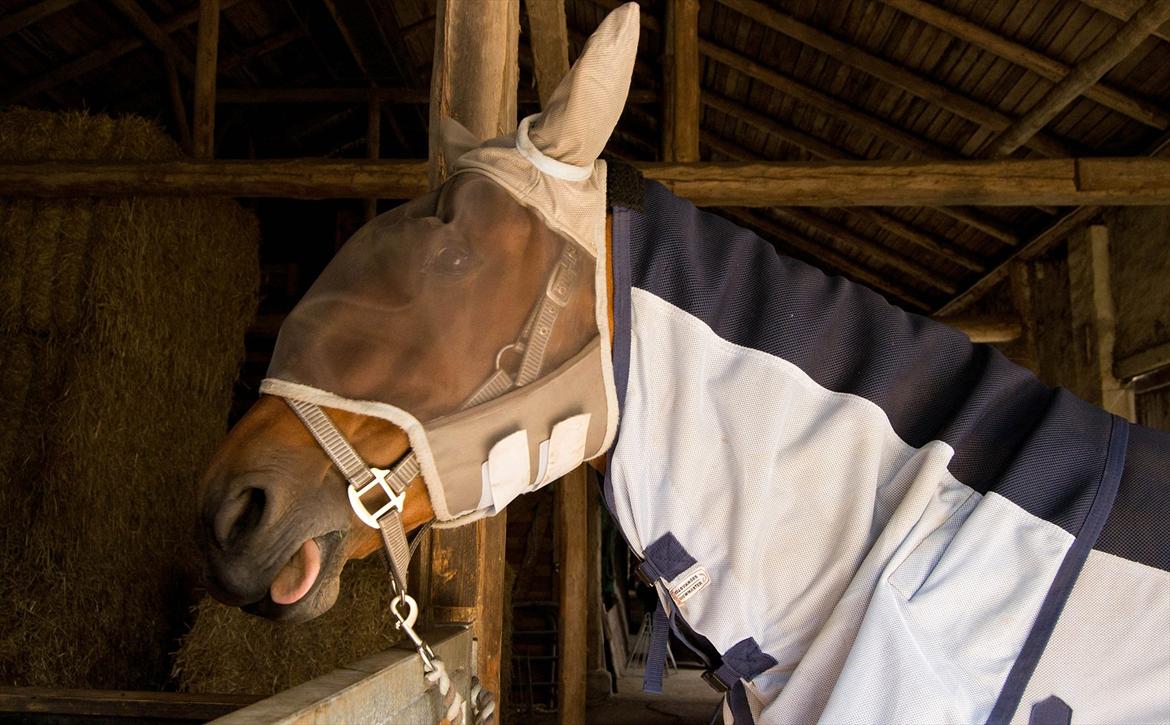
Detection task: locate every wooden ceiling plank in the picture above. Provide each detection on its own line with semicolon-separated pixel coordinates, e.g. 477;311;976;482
701;39;955;158
1080;0;1170;42
663;0;702;161
983;0;1170;158
0;0;80;39
701;129;984;272
4;0;247;104
525;0;572;106
703;91;1013;254
218;28;307;72
718;0;1072;157
720;207;935;311
108;0;197;78
877;0;1170;129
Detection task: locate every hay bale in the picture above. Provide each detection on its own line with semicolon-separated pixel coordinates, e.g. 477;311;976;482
0;109;258;689
174;557;404;695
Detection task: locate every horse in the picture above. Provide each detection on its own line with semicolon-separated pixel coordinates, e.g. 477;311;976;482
198;4;1170;723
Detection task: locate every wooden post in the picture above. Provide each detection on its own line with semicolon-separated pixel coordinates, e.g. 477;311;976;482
425;0;520;703
1068;225;1135;418
192;0;219;159
525;0;570;107
364;95;380;223
556;466;589;725
663;0;701;162
164;58;192;154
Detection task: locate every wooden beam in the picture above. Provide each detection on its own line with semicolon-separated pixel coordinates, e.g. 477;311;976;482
934;314;1024;343
218;28;307;72
664;0;701;162
722;208;934;310
0;688;257;721
193;0;220;159
525;0;571;106
364;97;380;222
876;0;1170;129
700;39;954;158
1067;225;1135;416
3;0;246;104
1079;0;1170;43
701;91;1018;248
215;86;657;105
717;0;1071;158
9;158;1170;206
108;0;196;78
425;0;518;704
1117;340;1170;380
0;0;79;39
984;0;1170;158
638;157;1170;206
165;58;193;154
772;206;956;293
0;159;429;198
701;129;985;272
556;467;589;725
936;206;1103;315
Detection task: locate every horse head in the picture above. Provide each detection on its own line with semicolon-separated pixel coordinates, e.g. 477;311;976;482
198;3;639;623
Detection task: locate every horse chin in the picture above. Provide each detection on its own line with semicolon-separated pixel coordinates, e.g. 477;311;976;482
241;531;346;623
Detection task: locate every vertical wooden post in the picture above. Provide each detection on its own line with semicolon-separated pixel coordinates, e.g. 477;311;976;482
525;0;571;107
364;94;381;223
556;466;589;725
425;0;520;704
1068;224;1135;419
663;0;700;162
165;57;192;154
1009;261;1038;373
192;0;219;158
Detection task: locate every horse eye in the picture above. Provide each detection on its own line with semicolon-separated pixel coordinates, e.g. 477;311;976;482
427;245;477;276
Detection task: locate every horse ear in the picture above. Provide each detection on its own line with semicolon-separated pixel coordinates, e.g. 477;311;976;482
438;117;485;168
526;2;640;167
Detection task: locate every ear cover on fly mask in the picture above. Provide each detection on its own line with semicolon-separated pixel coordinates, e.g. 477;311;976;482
260;3;640;525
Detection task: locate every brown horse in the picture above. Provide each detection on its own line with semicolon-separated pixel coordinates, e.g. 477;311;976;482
199;173;600;623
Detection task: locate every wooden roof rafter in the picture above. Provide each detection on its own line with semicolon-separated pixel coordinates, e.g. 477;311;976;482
717;0;1076;158
876;0;1170;129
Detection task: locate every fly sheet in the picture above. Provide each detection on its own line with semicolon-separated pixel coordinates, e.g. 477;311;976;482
604;175;1170;724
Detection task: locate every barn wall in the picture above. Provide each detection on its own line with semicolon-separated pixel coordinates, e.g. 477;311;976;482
1108;207;1170;362
1024;208;1170;431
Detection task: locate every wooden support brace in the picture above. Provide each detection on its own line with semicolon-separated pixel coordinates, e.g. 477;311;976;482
193;0;220;159
664;0;701;162
364;96;381;222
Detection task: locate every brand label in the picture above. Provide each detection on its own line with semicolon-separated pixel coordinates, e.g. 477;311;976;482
669;564;711;606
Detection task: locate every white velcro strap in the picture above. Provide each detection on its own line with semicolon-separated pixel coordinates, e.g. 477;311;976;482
483;429;531;512
539;413;591;488
515;114;594;181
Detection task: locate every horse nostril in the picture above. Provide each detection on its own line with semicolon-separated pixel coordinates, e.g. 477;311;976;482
212;485;268;549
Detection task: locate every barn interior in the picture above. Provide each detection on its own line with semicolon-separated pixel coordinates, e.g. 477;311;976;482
2;0;1170;722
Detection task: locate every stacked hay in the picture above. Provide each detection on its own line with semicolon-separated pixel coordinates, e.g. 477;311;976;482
174;556;403;694
0;109;257;689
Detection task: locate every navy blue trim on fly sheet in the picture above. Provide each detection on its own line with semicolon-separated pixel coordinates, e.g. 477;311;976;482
712;638;779;689
605;205;634;514
621;179;1170;572
1028;696;1072;725
642;532;698;581
728;681;755;724
986;415;1129;725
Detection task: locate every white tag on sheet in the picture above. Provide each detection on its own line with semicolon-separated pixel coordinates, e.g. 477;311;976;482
668;563;711;606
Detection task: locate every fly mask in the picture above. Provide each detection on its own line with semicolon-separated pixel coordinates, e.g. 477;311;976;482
253;1;641;695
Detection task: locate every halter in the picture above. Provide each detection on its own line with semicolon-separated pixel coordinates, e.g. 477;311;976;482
276;238;581;721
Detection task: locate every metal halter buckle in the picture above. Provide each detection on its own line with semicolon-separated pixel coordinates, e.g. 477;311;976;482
348;467;406;528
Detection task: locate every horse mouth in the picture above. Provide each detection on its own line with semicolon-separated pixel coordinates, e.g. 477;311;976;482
241;530;344;622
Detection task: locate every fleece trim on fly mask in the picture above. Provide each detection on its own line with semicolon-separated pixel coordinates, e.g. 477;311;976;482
261;3;641;524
